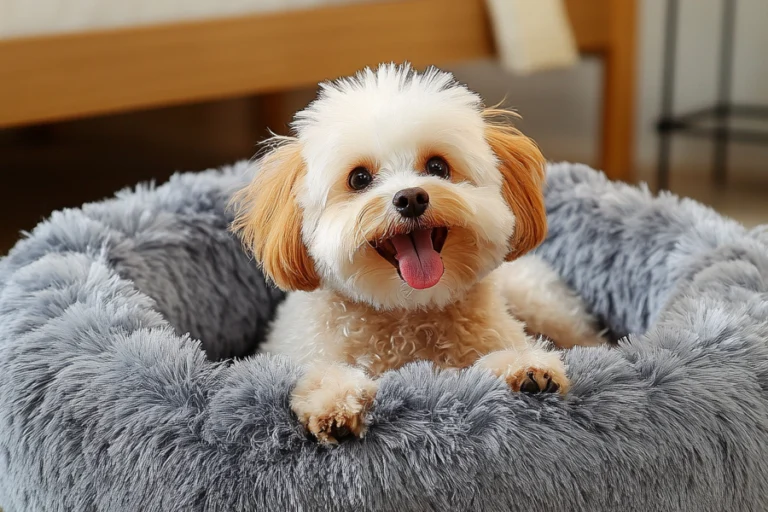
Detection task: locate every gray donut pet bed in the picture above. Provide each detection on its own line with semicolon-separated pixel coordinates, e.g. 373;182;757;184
2;161;768;512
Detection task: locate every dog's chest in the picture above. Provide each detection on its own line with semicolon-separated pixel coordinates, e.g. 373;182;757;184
326;286;512;376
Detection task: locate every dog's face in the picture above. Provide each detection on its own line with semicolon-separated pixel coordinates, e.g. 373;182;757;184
232;64;547;309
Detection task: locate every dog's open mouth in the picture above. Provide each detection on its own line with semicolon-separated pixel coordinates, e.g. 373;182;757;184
372;227;448;290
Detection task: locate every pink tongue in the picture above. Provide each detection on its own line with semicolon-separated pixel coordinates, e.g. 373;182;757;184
390;229;444;289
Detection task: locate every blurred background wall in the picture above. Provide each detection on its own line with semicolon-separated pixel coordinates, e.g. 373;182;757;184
275;0;768;185
467;0;768;182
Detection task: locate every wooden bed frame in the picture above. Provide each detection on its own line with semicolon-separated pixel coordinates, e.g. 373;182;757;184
0;0;636;180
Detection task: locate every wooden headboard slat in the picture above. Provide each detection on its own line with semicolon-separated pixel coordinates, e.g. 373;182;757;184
0;0;610;129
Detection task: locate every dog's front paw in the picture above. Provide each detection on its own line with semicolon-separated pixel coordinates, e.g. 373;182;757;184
291;364;378;444
477;349;570;395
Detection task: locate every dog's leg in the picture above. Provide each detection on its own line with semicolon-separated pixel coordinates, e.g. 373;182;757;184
290;363;378;444
472;314;570;394
492;255;606;348
476;339;570;394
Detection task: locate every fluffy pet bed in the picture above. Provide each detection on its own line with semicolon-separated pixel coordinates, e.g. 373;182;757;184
1;162;768;512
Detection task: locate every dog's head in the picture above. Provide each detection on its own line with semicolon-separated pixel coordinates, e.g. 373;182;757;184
232;63;546;309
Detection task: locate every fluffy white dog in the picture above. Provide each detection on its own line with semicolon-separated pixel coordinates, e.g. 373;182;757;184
232;63;603;444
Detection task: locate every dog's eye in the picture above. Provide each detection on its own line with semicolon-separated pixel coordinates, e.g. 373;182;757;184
348;167;373;191
425;157;450;179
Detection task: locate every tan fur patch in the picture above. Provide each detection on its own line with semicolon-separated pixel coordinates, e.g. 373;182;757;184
483;109;548;260
230;141;320;291
348;157;380;178
415;147;475;185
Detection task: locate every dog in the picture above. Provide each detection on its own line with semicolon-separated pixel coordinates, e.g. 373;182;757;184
232;63;604;444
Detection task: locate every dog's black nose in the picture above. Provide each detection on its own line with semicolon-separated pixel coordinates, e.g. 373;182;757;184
393;187;429;218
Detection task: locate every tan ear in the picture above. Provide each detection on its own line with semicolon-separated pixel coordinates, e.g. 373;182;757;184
484;121;548;261
230;141;320;291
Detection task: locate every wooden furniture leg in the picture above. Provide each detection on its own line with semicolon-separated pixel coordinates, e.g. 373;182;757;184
258;92;291;135
598;0;637;182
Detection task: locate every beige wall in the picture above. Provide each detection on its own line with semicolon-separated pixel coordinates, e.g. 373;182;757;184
452;0;768;184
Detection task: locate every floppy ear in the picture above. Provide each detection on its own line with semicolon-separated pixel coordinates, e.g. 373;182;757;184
230;141;320;291
484;119;548;261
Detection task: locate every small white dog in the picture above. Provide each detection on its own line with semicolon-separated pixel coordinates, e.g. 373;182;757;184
232;64;603;444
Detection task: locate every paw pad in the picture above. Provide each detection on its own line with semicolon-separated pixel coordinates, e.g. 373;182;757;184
519;370;560;393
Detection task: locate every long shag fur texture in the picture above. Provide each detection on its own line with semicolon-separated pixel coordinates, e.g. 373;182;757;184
1;162;768;511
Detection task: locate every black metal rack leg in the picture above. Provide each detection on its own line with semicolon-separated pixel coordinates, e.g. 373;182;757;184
657;134;673;191
713;0;737;186
656;0;680;191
